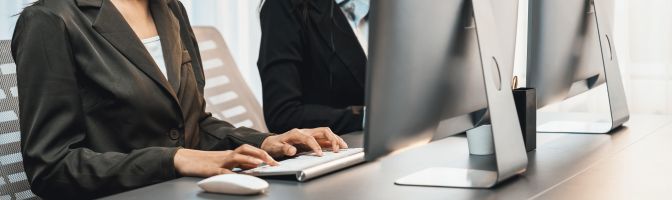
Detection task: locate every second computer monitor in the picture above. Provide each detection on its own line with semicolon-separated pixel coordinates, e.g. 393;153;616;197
527;0;629;133
364;0;526;188
527;0;605;108
363;0;487;161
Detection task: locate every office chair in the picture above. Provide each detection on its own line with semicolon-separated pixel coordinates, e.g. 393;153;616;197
192;27;269;133
0;40;38;199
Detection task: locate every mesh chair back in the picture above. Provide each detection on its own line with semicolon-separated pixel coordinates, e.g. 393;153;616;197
0;40;38;199
192;27;268;133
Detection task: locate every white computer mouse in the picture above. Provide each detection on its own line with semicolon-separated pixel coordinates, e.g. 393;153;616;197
197;174;269;195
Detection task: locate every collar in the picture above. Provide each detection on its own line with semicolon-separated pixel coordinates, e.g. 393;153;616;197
91;0;185;106
334;0;369;24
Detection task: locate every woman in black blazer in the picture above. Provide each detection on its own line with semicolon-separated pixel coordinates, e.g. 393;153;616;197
11;0;346;198
258;0;368;135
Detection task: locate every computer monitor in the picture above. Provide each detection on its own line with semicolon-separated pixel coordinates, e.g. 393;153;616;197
527;0;629;133
364;0;527;188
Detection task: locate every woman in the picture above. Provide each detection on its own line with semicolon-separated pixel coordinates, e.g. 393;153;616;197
258;0;369;134
11;0;347;199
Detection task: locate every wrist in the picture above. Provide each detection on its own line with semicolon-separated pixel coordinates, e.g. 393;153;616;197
260;135;278;151
171;147;186;177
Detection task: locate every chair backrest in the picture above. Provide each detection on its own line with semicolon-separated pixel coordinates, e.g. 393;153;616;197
0;40;37;199
192;27;268;133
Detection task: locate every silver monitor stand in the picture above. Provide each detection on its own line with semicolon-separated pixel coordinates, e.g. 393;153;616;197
394;0;528;188
537;0;629;134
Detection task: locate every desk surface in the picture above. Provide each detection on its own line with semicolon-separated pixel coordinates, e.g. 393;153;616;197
102;114;672;200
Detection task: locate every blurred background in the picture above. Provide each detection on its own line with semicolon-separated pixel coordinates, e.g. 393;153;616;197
0;0;670;114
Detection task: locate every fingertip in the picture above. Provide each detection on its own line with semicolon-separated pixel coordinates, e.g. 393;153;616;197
339;139;349;149
217;168;231;175
266;156;279;166
305;137;323;156
270;157;280;166
315;148;324;156
283;144;297;156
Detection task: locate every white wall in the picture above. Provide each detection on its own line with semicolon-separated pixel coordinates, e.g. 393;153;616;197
0;0;36;39
619;0;672;114
515;0;672;115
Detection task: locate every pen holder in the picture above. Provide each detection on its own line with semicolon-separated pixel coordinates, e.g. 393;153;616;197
513;88;536;152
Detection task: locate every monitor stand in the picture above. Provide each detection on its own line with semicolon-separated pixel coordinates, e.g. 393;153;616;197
537;0;629;134
538;119;614;134
395;0;528;188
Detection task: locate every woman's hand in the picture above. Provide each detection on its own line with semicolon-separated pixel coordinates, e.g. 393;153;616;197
173;128;347;177
260;128;349;158
173;144;279;177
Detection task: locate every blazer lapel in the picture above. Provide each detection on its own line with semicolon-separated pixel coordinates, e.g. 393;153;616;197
90;0;179;102
150;0;183;92
311;1;367;88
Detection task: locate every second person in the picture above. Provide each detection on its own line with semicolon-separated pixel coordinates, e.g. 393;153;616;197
258;0;369;134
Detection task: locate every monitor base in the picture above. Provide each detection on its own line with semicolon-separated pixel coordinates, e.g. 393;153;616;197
538;121;613;134
537;112;624;134
395;167;499;188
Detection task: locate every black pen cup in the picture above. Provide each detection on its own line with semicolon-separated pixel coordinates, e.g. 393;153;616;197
513;88;536;152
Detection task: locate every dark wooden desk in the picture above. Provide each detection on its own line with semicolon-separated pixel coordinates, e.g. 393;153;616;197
102;115;672;200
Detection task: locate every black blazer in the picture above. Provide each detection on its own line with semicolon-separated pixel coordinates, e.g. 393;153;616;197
11;0;270;198
258;0;367;135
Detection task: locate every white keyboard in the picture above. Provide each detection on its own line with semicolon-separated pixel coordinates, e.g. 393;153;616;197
243;148;364;178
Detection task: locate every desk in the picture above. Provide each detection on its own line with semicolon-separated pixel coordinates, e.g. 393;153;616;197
102;115;672;200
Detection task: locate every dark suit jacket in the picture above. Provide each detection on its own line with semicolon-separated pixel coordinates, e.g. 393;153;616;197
11;0;270;199
258;0;367;135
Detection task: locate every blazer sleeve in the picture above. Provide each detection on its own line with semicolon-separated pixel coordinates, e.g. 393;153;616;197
12;7;179;199
169;1;272;149
258;0;364;135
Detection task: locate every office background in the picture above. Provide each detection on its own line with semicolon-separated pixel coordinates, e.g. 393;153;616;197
0;0;670;114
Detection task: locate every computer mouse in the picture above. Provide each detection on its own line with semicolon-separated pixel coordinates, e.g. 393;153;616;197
197;174;269;195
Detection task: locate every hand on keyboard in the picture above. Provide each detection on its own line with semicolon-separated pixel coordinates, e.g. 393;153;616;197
245;148;364;174
260;128;349;158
